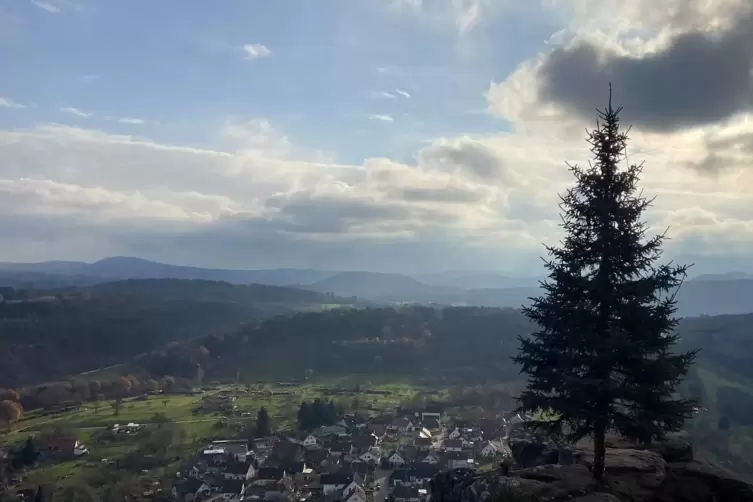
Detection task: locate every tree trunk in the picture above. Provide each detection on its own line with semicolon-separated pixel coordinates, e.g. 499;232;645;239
593;423;606;480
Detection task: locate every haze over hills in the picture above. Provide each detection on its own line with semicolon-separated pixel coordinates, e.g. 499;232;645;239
1;256;753;317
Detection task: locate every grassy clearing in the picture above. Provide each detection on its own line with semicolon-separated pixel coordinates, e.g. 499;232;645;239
696;367;753;407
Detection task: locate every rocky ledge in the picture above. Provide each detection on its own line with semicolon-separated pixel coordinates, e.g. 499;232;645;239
430;433;753;502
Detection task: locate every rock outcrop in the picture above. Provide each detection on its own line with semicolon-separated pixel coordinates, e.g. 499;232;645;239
430;434;753;502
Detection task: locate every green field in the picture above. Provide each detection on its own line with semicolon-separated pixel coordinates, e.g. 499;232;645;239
0;376;441;496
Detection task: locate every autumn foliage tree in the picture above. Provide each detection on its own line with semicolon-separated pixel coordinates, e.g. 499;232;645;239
0;400;22;430
513;92;697;480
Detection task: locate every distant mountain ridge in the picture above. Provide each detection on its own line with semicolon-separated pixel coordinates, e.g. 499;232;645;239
1;257;753;317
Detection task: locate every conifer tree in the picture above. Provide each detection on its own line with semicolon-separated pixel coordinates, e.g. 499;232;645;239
513;89;698;480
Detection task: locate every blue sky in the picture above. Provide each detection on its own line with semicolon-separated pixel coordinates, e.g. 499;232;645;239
1;0;559;162
0;0;751;274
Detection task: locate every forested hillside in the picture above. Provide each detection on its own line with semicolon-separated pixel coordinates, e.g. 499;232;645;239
132;305;753;474
0;279;346;387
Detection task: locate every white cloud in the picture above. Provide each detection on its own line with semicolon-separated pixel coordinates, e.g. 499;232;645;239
60;107;92;118
371;91;397;99
80;74;99;83
0;97;26;109
30;0;61;13
369;114;394;122
395;89;412;99
116;117;145;125
242;44;271;60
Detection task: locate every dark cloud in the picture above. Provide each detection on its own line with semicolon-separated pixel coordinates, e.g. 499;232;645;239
690;130;753;171
537;12;753;132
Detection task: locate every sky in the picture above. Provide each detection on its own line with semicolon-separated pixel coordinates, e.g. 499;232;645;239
0;0;752;275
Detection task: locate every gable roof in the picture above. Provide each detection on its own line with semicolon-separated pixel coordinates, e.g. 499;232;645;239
320;472;353;485
444;439;463;448
423;417;440;429
392;417;412;427
220;479;243;494
256;466;285;480
393;485;420;499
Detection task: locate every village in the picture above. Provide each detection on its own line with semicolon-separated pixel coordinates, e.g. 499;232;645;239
171;393;528;502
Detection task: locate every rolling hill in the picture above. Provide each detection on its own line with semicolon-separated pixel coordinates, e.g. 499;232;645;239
2;257;753;317
0;278;349;387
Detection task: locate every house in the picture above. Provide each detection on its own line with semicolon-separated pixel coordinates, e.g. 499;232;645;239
419;452;439;465
416;427;432;440
357;447;380;464
397;445;419;465
478;440;507;459
387;451;406;467
339;483;367;502
253;436;278;452
422;417;440;432
215;479;244;500
222;460;255;481
393;485;421;502
303;434;319;448
443;439;463;453
172;478;207;502
267;441;305;464
211;440;250;463
414;437;432;450
391;418;415;434
389;468;412;487
317;425;349;437
412;464;440;486
421;409;441;423
251;467;286;486
321;471;356;495
448;427;461;440
444;451;473;470
351;433;379;453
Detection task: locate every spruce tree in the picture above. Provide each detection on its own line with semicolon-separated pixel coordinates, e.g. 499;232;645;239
513;89;698;480
256;406;271;437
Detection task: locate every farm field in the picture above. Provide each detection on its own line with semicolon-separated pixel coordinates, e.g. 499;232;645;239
0;376;447;496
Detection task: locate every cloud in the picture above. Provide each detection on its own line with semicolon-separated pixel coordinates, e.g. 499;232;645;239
60;107;92;118
242;44;271;60
80;74;99;83
116;117;145;125
369;114;394;122
30;0;60;13
536;14;753;133
0;97;26;109
371;91;397;99
490;0;753;134
395;89;412;99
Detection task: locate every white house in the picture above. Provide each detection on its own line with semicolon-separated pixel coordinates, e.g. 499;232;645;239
420;452;439;464
388;451;406;467
303;434;318;448
479;441;500;458
358;447;380;464
445;452;473;470
340;484;367;502
391;418;415;434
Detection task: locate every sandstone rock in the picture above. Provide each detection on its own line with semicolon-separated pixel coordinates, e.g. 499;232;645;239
648;432;694;463
579;449;666;501
512;464;596;499
658;458;753;502
509;438;576;468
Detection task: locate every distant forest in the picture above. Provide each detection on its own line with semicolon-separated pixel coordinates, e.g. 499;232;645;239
0;279;345;387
